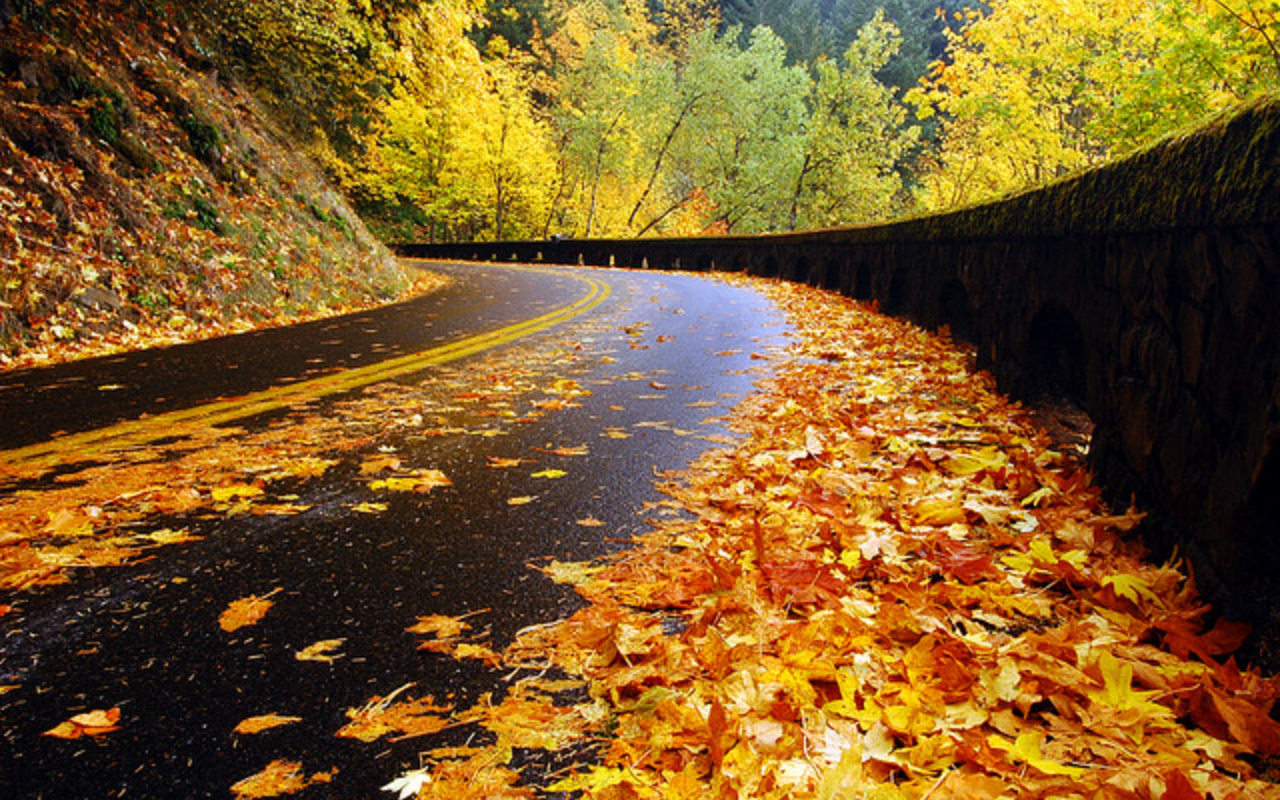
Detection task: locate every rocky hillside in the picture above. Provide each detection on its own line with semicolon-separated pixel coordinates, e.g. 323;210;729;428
0;0;422;369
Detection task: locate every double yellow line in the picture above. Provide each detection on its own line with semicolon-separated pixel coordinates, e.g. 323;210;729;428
1;269;611;472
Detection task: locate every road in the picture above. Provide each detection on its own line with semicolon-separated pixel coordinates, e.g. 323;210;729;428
0;261;790;798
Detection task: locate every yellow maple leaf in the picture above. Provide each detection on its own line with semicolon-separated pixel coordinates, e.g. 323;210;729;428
1088;652;1170;717
406;613;475;638
945;448;1009;475
42;707;121;739
1101;573;1161;606
987;731;1086;778
211;484;264;503
370;469;451;492
230;759;334;799
219;589;281;632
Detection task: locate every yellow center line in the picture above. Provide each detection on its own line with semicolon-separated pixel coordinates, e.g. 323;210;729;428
1;269;611;471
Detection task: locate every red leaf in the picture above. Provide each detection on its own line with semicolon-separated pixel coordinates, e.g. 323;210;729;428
1162;770;1204;800
708;698;728;769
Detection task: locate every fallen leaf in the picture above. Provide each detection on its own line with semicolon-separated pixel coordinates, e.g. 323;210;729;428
452;642;502;667
220;589;282;632
370;469;452;492
338;689;453;742
360;454;403;474
234;714;303;735
538;445;589;457
531;469;567;479
295;639;346;663
382;768;432;799
486;456;524;468
211;484;265;504
406;611;481;638
988;731;1086;778
43;707;121;739
231;760;335;799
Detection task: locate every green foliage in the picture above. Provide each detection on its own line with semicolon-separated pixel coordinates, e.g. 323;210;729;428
87;99;121;143
906;0;1280;210
180;114;221;162
795;12;918;227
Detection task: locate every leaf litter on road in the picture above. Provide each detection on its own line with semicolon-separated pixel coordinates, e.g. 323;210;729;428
372;275;1280;800
5;269;1278;799
234;714;304;735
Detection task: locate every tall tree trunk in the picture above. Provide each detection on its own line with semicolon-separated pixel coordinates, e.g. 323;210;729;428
628;100;695;229
585;112;624;237
789;153;812;232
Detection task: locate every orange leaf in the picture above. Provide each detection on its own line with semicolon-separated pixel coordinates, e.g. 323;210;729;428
234;714;303;734
43;707;121;739
1162;770;1205;800
708;698;729;769
231;760;335;799
219;589;281;632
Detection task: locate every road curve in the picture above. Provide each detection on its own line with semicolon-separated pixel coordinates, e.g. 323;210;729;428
0;262;790;799
0;263;602;451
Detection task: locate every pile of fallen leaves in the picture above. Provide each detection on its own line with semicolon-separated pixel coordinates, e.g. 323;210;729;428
370;278;1280;799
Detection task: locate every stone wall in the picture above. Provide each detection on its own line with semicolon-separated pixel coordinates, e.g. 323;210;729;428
397;97;1280;651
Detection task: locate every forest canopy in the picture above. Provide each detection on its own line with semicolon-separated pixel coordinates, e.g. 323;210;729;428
191;0;1279;241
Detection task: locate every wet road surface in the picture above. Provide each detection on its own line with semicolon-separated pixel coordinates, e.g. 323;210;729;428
0;262;790;798
0;264;593;450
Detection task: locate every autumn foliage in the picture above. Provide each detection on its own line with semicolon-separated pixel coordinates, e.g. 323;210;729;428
371;277;1280;799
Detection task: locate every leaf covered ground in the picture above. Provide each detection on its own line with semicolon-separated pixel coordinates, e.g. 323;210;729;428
2;269;1278;799
371;277;1280;800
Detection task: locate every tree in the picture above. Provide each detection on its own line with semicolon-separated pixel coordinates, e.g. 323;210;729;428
793;11;918;229
358;0;555;241
667;26;811;233
906;0;1280;210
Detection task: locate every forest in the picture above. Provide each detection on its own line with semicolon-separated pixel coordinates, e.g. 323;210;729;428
0;0;1277;364
191;0;1280;242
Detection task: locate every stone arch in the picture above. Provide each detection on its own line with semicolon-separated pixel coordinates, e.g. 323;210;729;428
822;258;842;292
886;268;909;314
1025;303;1088;403
1210;440;1280;642
793;256;810;284
1238;445;1280;608
938;280;977;343
854;261;872;300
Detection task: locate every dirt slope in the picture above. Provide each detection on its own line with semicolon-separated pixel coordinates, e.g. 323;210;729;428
0;0;420;369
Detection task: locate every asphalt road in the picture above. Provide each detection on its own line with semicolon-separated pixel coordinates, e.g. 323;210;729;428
0;261;790;798
0;263;596;450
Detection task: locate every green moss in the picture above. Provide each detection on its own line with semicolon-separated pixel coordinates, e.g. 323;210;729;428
180;113;221;162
